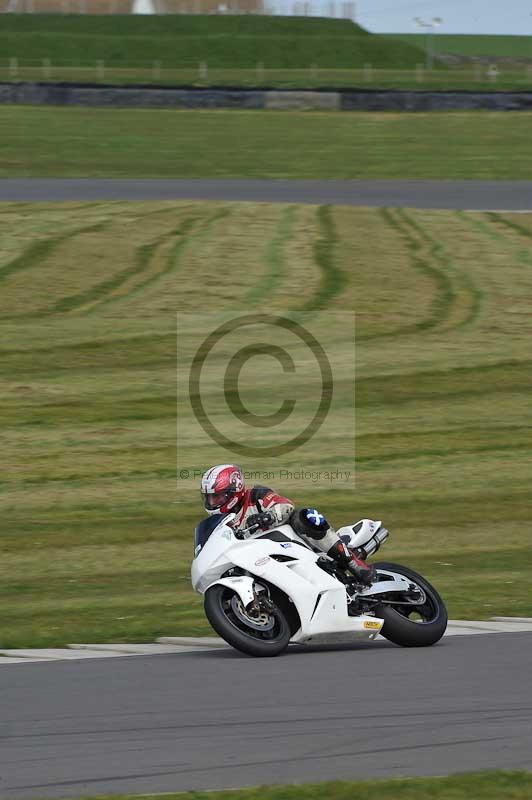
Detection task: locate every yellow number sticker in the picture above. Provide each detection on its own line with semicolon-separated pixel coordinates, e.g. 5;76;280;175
364;620;382;630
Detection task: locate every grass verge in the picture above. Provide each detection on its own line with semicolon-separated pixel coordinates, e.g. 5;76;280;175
2;108;532;179
58;771;532;799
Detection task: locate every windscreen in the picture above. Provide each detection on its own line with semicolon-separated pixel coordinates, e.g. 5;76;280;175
194;513;225;557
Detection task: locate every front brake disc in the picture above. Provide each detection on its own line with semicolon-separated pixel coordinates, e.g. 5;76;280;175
230;596;275;631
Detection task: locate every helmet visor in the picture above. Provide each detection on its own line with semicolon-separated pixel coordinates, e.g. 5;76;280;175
202;489;234;511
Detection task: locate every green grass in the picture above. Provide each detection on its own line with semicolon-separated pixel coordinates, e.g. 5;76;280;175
1;200;531;647
389;33;532;60
6;15;532;88
3;108;532;180
5;16;532;89
0;14;426;68
55;771;532;799
0;14;368;35
4;64;532;90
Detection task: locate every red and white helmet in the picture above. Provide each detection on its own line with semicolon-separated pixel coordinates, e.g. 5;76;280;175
200;464;246;516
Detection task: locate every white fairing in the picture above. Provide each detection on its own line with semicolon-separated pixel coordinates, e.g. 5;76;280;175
191;515;384;644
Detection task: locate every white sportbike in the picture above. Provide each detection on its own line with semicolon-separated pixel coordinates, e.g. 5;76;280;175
191;514;447;657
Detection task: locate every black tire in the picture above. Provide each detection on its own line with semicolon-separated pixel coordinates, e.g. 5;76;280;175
204;584;291;657
372;561;448;647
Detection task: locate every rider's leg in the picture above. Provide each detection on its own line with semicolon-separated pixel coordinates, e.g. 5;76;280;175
290;507;375;585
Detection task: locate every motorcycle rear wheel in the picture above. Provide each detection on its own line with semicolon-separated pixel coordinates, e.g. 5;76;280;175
204;584;291;657
372;561;448;647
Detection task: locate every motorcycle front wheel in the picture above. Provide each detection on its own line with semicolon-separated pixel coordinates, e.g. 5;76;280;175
204;584;291;657
372;561;448;647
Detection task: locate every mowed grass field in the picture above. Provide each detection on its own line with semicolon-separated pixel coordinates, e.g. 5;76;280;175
3;108;532;180
1;198;531;648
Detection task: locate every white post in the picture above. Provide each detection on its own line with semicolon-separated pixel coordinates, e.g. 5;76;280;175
487;63;498;83
9;57;18;78
199;61;208;80
132;0;155;10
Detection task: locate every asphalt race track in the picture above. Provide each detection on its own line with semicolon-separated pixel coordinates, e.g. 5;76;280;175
1;178;532;209
2;633;532;798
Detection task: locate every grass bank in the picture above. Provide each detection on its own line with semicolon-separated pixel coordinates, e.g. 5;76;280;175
0;14;425;69
2;108;532;179
1;201;531;647
6;17;532;89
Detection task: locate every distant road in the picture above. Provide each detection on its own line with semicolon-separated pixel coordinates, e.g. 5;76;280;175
2;633;532;799
1;178;532;209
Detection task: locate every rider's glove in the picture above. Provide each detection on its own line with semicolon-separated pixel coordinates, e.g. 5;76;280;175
246;511;275;531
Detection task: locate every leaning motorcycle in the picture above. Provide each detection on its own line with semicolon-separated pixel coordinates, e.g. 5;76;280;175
191;514;447;657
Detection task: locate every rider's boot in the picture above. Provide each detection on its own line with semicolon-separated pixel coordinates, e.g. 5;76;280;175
327;541;376;586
